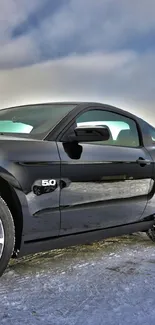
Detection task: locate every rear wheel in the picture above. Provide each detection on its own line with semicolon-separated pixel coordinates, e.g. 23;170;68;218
0;197;15;277
146;226;155;242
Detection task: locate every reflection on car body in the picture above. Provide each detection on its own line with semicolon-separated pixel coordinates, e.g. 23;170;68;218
0;101;155;276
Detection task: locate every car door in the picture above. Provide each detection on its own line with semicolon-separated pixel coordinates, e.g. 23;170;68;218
57;107;153;235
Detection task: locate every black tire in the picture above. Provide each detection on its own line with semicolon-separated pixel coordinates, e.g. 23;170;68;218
0;197;15;277
146;227;155;242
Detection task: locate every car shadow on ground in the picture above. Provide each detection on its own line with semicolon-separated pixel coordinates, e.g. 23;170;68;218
7;232;153;276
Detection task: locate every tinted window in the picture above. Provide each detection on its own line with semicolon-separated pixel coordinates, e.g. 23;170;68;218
142;123;155;146
0;104;76;138
76;109;140;147
149;127;155;143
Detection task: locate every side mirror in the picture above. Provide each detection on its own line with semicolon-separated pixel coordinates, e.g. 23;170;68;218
63;125;110;143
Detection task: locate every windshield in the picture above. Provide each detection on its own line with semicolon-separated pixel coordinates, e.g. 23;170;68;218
0;103;76;139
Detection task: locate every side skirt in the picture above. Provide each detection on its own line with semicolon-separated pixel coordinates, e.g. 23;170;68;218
18;219;155;258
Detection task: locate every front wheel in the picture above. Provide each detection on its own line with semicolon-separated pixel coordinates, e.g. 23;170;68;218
0;197;15;277
146;226;155;242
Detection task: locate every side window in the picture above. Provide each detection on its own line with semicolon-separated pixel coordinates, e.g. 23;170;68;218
143;123;155;146
76;109;140;147
149;127;155;144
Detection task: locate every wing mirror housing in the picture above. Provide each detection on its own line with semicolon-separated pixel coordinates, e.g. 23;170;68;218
62;125;110;143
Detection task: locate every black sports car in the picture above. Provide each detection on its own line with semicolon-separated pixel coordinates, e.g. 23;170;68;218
0;101;155;276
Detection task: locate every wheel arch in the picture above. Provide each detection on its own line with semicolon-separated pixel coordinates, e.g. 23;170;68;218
0;176;23;254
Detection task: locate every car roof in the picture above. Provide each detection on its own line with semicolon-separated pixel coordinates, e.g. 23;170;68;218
1;101;133;115
0;101;147;125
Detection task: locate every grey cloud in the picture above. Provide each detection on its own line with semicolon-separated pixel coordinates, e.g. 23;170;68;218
0;0;42;43
0;0;155;68
34;0;155;58
0;35;41;69
0;51;154;125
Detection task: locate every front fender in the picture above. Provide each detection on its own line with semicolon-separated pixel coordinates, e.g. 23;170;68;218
0;165;22;190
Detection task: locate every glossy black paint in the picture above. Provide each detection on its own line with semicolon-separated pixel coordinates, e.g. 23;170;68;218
0;102;155;257
58;142;153;235
20;220;155;257
0;137;61;240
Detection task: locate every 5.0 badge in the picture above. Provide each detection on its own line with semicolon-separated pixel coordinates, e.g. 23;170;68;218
41;179;57;186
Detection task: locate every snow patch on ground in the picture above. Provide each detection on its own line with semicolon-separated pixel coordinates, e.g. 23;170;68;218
0;233;155;324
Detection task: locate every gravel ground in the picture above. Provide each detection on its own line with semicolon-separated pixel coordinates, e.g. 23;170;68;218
1;233;155;325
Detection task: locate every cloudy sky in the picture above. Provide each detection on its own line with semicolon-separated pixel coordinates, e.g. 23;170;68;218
0;0;155;124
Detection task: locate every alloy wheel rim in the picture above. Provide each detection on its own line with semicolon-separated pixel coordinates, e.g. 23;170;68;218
0;220;4;258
